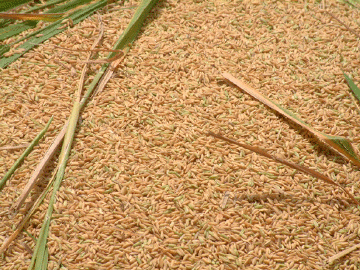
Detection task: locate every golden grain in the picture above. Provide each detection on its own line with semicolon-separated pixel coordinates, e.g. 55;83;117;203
1;0;360;269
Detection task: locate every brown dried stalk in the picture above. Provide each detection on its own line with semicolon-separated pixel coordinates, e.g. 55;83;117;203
208;131;359;206
328;243;360;264
10;124;68;213
66;50;124;64
323;10;360;40
0;144;29;151
222;72;360;169
10;14;105;218
52;44;123;53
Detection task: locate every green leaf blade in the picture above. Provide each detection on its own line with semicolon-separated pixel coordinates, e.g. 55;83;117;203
0;0;110;68
28;1;160;269
0;116;53;192
344;73;360;103
0;0;33;12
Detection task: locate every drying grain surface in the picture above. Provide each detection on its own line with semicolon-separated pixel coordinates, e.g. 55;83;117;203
1;0;360;269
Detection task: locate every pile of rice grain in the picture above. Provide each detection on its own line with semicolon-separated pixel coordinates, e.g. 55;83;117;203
1;0;360;269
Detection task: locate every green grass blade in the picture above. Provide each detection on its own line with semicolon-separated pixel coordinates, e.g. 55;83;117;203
26;0;68;13
30;217;50;270
111;0;159;53
49;0;95;13
28;1;159;268
0;44;10;55
344;73;360;103
80;0;160;107
0;21;36;41
0;116;53;192
41;247;49;270
0;0;111;68
0;0;32;12
29;102;80;270
0;0;85;38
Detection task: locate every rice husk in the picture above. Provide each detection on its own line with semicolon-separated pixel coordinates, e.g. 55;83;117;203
1;0;360;269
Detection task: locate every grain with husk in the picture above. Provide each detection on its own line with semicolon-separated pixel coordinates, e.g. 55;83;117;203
1;0;360;269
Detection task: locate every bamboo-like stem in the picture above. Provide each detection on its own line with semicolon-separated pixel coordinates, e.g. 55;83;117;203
28;15;105;269
2;0;160;266
11;15;105;215
29;102;80;269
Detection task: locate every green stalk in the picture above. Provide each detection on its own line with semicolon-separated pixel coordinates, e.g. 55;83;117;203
29;103;80;270
344;73;360;103
0;116;53;191
0;0;113;67
0;0;32;12
0;0;92;41
29;0;159;268
111;0;159;53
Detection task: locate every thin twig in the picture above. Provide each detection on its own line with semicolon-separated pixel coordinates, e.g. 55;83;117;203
207;132;359;206
324;10;360;40
52;44;123;53
93;46;128;96
222;72;360;168
329;243;360;264
66;51;124;64
0;167;58;254
76;14;104;101
0;144;29;151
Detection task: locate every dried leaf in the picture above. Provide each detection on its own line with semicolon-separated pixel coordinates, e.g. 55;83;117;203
223;72;360;168
0;12;64;22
